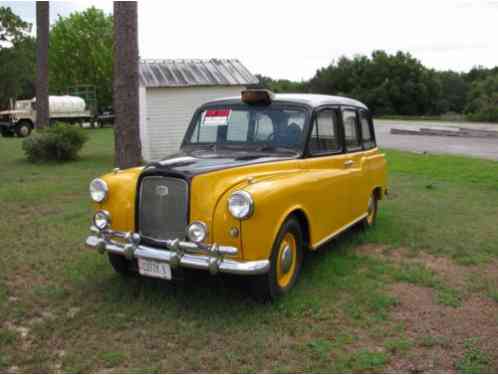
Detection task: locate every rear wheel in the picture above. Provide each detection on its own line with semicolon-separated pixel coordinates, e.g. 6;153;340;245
15;121;32;137
251;217;304;301
361;192;378;229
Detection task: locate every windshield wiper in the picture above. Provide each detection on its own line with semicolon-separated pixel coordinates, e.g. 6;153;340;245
256;143;296;153
256;143;275;152
204;143;217;151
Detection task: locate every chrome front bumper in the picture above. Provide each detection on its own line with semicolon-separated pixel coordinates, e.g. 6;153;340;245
85;226;270;276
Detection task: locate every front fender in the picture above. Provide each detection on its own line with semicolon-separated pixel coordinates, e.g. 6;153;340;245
238;171;314;261
95;167;143;232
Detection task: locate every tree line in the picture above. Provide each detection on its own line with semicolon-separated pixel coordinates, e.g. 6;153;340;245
0;6;112;112
1;3;141;168
1;6;497;122
257;51;498;122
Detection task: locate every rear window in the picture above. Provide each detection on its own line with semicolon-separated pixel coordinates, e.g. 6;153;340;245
360;110;375;149
342;110;361;151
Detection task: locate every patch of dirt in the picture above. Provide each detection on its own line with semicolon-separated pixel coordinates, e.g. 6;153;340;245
5;322;30;339
66;307;80;319
354;244;410;263
355;244;498;372
385;283;498;373
51;350;65;373
5;265;49;292
355;244;498;291
4;321;32;352
415;252;469;289
29;310;56;326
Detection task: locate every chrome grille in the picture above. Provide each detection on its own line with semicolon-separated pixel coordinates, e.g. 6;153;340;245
139;176;188;242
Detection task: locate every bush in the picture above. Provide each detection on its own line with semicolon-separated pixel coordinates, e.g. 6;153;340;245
22;123;89;162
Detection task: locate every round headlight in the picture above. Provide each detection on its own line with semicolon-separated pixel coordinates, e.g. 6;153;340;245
89;178;108;203
93;210;111;230
228;190;254;219
186;221;208;243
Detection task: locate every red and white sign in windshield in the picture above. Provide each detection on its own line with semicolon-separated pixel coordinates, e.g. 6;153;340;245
202;109;231;126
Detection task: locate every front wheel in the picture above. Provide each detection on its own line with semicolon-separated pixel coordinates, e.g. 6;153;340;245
15;121;32;137
108;253;135;276
1;128;15;137
251;217;304;301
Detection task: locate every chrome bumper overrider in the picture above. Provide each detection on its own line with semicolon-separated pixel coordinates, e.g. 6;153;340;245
85;226;270;276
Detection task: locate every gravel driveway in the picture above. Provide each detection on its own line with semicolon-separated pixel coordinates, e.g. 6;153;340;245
374;119;498;161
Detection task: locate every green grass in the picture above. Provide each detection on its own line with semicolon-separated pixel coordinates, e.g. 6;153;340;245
456;338;492;373
0;129;497;372
384;338;413;354
0;328;17;345
368;149;498;264
99;351;127;368
419;335;450;349
436;287;463;308
391;263;463;307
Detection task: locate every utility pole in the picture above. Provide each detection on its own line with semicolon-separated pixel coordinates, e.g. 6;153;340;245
113;1;142;168
35;1;49;129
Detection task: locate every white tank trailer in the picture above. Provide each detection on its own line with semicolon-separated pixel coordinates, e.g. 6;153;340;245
48;96;87;114
0;95;95;137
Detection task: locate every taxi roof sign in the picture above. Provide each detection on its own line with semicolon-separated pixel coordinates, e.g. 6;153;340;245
241;89;275;105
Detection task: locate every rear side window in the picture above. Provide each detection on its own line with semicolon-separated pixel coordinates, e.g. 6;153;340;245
309;109;341;154
359;110;375;149
342;109;361;152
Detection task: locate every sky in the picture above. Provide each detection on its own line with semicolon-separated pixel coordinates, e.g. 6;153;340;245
2;0;498;81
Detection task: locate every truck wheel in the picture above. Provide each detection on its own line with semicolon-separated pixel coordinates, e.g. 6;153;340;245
1;128;15;137
108;253;135;276
15;121;32;137
251;217;304;301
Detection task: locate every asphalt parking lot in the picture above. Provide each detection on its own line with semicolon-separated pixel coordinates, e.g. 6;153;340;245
374;119;498;160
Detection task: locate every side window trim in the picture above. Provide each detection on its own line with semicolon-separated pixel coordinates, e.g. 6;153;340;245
306;106;344;157
341;106;362;153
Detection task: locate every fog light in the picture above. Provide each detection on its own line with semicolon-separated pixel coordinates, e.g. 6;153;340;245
93;210;111;230
229;227;239;238
186;221;208;243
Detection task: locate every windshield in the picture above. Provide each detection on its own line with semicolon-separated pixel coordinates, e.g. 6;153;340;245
186;106;307;151
15;101;31;110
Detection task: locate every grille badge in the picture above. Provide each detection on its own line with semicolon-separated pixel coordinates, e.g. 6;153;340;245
155;185;169;197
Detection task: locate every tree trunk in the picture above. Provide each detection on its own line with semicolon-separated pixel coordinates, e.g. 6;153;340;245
113;1;142;169
36;1;49;129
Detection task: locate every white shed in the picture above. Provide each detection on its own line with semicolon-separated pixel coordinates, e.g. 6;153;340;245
139;59;259;161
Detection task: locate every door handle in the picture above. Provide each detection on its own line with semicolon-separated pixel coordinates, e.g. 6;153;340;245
344;160;354;168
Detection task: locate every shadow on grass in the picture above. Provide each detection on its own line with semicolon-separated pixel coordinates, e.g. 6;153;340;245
68;222;393;332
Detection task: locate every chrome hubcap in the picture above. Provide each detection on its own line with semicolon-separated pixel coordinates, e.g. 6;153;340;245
280;244;293;274
368;197;374;216
20;126;29;136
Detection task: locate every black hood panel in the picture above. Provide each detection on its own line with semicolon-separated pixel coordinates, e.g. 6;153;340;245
141;149;297;179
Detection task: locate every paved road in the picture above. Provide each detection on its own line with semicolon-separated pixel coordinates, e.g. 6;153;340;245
374;119;498;161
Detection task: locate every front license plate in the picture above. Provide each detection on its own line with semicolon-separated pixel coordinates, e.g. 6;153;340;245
138;258;172;280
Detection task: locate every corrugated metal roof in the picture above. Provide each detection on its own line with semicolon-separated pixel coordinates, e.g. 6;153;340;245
139;59;259;88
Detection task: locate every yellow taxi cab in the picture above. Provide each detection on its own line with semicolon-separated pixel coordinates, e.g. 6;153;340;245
86;90;388;300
